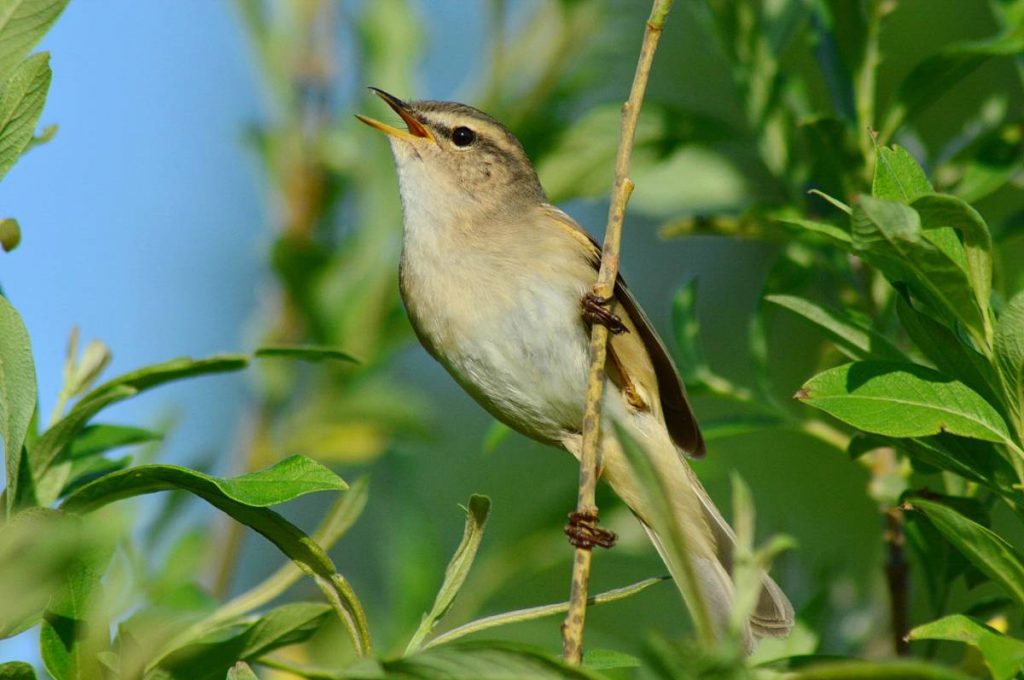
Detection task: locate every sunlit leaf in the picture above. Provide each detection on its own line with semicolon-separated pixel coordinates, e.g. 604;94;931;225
766;295;904;361
908;615;1024;680
908;498;1024;608
0;0;68;78
872;144;932;204
60;459;370;656
85;354;248;400
0;295;37;513
796;361;1011;444
995;291;1024;428
226;662;258;680
0;52;50;180
66;424;161;460
372;640;605;679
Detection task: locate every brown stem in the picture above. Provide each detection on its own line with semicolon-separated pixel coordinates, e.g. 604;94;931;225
560;0;675;665
885;506;909;656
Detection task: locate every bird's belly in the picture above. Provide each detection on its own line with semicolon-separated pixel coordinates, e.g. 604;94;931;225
406;268;591;444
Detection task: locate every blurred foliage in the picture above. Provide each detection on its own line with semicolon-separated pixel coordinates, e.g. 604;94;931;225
2;0;1024;678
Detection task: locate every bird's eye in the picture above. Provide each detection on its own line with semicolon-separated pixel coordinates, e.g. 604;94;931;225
452;126;476;147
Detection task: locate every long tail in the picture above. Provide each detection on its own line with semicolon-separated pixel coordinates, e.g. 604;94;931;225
573;417;794;650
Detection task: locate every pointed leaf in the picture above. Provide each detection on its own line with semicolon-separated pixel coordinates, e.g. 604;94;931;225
226;663;258;680
406;495;490;654
0;295;36;513
0;0;68;78
766;295;904;361
254;345;358;364
907;615;1024;680
60;458;369;656
0;52;50;180
995;291;1024;426
872;144;932;204
66;424;162;460
908;498;1024;608
777;218;852;247
912;193;994;336
852;196;986;342
795;361;1010;443
85;354;248;400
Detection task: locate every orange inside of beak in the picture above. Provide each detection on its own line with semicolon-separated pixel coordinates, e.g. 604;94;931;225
356;88;434;143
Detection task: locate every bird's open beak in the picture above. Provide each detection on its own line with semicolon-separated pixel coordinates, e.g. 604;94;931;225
356;88;434;143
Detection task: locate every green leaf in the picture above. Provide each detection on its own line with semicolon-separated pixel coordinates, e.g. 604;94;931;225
254;345;359;364
701;415;783;442
995;291;1024;429
908;615;1024;680
766;295;904;361
31;386;138;506
60;458;370;656
0;0;68;78
67;424;162;459
895;296;1002;410
0;217;20;251
406;495;490;654
808;189;852;215
152;603;331;680
40;514;114;680
481;420;511;455
908;498;1024;608
377;640;605;679
226;662;258;680
0;52;50;181
872;144;932;204
85;353;249;400
0;661;36;680
582;649;641;670
795;361;1011;444
0;295;36;514
912;193;994;337
784;658;973;679
62;455;346;509
851;196;986;343
425;577;667;650
884;34;1024;137
776;218;852;247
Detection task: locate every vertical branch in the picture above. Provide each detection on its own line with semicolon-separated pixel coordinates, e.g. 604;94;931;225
885;507;909;656
560;0;675;665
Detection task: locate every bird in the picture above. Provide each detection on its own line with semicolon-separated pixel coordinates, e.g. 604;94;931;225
357;87;793;647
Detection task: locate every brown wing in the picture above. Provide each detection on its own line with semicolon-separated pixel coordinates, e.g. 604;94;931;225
541;205;706;458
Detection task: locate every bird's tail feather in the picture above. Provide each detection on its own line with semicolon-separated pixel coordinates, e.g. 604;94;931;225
596;421;794;650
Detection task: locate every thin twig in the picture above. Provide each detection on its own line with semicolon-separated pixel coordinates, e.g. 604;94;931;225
560;0;675;665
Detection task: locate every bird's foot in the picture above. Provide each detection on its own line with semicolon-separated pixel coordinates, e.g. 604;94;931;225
564;510;617;550
581;292;628;335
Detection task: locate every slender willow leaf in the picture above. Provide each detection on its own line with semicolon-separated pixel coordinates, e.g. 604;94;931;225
852;195;985;342
995;291;1024;430
581;649;641;671
406;495;490;654
908;498;1024;608
0;295;36;513
61;459;370;656
85;354;248;400
796;361;1011;443
0;0;68;78
375;640;605;680
425;577;666;650
884;34;1024;137
872;144;932;204
66;424;161;459
254;345;358;364
766;295;904;361
151;603;331;680
31;386;137;506
0;52;49;181
785;659;972;679
907;614;1024;680
912;193;993;334
776;218;852;247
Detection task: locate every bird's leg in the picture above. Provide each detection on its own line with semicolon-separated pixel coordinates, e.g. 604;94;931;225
581;292;628;335
564;510;617;550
